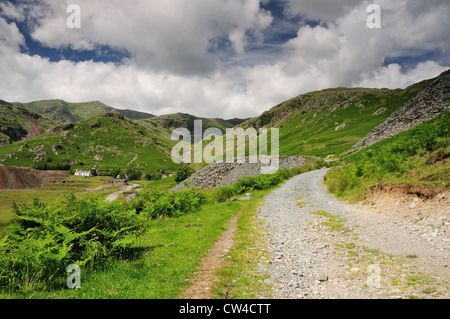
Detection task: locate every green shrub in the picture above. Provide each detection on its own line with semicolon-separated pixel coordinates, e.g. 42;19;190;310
131;188;206;219
214;186;236;203
213;169;297;203
174;165;194;183
0;194;146;292
144;172;163;181
32;158;71;171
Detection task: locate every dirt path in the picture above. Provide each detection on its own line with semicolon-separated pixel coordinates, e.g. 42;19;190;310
179;213;240;299
258;168;449;299
105;183;139;202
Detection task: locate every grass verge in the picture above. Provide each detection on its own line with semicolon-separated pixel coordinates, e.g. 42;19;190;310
0;198;249;299
212;189;274;299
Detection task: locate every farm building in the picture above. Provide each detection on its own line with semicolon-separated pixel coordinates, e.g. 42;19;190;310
74;169;92;177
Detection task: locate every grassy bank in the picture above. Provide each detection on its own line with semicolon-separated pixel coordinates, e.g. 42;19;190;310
324;111;450;201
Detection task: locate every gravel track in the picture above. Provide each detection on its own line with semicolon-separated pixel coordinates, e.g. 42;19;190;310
257;169;449;299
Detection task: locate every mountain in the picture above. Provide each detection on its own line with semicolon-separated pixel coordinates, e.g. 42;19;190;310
139;113;248;142
351;69;450;151
12;99;155;123
0;102;55;145
239;78;434;158
7;99;244;142
1;70;447;173
0;98;248;174
0;112;178;173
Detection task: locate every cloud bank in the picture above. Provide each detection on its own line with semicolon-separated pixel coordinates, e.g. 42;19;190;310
0;0;448;118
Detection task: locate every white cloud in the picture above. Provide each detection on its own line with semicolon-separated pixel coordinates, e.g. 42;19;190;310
357;61;448;89
0;1;448;120
282;0;364;22
0;2;26;22
278;0;450;90
0;18;25;51
27;0;273;75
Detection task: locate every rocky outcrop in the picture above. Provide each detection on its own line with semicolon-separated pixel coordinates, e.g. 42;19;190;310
335;123;349;131
352;69;450;150
173;156;311;191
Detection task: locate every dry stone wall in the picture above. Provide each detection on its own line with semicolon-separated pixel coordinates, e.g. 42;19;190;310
173;156;311;191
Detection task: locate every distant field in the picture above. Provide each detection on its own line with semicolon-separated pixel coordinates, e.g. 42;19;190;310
0;175;127;228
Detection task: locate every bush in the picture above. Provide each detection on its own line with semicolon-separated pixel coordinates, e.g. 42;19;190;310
0;194;146;292
144;172;163;181
174;165;194;183
132;189;206;219
214;186;236;203
127;169;142;181
213;169;296;203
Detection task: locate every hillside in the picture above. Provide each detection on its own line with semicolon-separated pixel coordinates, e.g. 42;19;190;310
325;110;450;200
0;112;179;173
12;99;155;123
352;69;450;151
139;113;248;142
0;102;55;145
239;78;434;158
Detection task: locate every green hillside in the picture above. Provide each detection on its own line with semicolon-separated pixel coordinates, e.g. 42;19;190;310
0;102;55;145
325;110;450;200
240;79;433;158
0;112;178;173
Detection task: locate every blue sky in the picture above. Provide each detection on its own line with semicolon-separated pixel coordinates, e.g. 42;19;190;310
0;0;449;118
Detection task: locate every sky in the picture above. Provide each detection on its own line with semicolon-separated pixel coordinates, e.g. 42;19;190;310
0;0;449;119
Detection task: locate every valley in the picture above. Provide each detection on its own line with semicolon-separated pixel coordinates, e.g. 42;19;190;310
0;69;449;300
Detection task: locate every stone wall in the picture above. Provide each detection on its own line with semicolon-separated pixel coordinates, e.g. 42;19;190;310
172;156;311;191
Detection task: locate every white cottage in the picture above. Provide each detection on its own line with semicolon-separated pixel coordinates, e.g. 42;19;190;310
74;169;92;177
